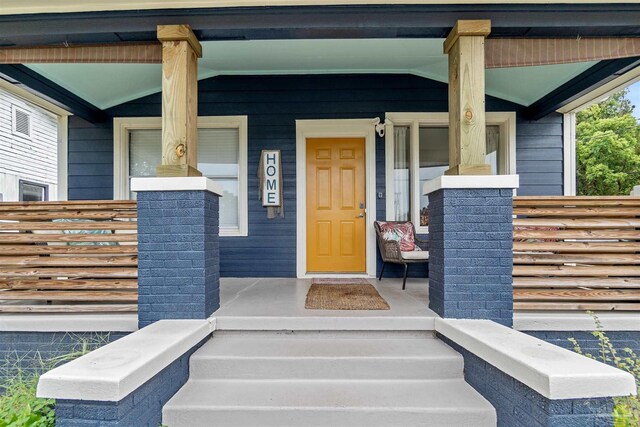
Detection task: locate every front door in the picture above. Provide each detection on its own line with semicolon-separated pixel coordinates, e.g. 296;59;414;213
306;138;366;273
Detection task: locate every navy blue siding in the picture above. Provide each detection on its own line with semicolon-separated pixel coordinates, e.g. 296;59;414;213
515;113;564;196
67;74;564;277
67;116;114;200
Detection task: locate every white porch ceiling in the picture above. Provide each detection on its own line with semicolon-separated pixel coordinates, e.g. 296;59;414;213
25;39;597;110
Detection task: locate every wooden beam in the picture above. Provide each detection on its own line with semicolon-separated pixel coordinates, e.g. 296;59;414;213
0;42;162;64
485;38;640;69
156;24;202;177
443;19;491;176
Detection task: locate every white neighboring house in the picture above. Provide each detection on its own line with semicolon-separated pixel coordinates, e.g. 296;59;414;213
0;87;60;202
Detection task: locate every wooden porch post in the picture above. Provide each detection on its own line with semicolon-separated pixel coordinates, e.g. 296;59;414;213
156;24;202;177
443;20;491;176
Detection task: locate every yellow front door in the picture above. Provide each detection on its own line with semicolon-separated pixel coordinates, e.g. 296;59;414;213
306;138;366;273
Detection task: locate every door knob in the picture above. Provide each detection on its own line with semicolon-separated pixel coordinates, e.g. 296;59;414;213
356;213;365;218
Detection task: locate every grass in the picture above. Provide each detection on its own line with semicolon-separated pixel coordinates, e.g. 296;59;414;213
568;313;640;426
0;333;112;427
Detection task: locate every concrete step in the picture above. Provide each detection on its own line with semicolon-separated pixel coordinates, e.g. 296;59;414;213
190;333;463;380
215;315;436;331
162;379;496;427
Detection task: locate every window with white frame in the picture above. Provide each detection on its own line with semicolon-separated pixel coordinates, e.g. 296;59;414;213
114;116;248;236
385;112;516;233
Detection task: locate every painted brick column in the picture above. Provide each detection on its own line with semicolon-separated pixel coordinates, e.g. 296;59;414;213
132;177;221;328
426;175;519;327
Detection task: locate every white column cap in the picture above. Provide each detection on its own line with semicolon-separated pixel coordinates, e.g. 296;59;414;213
131;177;222;196
423;174;519;195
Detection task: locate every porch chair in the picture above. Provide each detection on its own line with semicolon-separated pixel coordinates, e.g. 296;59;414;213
374;221;429;290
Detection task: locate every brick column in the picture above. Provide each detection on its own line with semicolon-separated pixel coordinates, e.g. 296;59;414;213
132;177;221;328
425;175;518;327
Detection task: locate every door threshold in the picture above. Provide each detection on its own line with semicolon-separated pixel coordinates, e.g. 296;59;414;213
300;273;374;279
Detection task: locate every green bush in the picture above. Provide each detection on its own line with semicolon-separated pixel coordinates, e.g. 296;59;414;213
568;313;640;426
0;333;111;427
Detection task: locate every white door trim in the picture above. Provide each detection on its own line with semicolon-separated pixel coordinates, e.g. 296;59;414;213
295;119;378;279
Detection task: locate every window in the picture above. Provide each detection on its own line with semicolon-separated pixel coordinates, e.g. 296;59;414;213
114;117;248;236
385;112;515;233
11;105;31;138
19;180;48;202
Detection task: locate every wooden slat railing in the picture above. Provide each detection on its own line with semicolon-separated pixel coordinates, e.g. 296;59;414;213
0;200;137;313
513;196;640;311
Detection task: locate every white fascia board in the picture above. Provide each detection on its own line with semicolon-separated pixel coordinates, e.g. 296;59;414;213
436;318;637;400
423;174;519;195
0;314;138;332
37;319;214;401
514;311;640;332
130;176;223;196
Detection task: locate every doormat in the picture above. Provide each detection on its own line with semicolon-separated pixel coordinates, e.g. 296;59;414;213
305;279;390;310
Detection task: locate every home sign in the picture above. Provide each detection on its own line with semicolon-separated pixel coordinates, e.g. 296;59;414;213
262;150;281;207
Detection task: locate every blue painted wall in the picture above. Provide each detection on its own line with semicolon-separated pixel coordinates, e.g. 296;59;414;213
55;337;207;427
527;330;640;361
441;336;614;427
68;74;564;277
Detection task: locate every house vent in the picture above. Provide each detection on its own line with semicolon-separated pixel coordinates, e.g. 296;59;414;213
11;105;31;138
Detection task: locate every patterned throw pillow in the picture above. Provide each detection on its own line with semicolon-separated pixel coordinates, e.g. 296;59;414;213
377;221;416;251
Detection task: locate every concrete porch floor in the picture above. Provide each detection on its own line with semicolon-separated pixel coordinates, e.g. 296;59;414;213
214;278;438;331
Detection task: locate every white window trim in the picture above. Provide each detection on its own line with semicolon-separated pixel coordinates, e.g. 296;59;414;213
558;67;640;197
557;66;640;115
113;116;248;237
558;66;640;197
295;119;378;279
563;112;577;196
384;112;516;233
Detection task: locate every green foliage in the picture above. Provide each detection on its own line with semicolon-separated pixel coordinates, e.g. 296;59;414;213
568;313;640;426
576;89;640;195
0;333;112;427
0;366;54;427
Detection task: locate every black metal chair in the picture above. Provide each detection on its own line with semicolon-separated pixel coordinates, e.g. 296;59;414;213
374;221;429;290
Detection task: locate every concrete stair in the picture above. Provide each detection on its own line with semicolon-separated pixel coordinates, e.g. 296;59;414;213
163;331;496;427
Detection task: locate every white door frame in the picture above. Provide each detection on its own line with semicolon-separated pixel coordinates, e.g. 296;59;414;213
296;119;377;278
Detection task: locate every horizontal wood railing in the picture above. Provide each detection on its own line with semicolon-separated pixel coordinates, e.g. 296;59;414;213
3;196;640;314
513;196;640;312
0;200;137;313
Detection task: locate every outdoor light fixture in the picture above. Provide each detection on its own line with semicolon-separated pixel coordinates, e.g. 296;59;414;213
372;117;385;137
